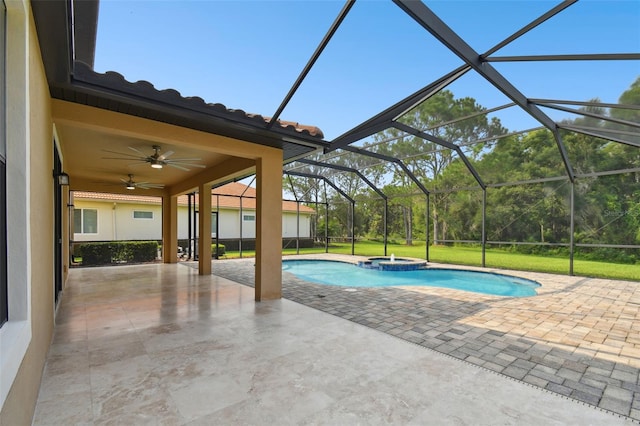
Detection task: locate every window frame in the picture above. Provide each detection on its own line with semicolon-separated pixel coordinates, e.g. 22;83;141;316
74;208;98;234
133;210;153;220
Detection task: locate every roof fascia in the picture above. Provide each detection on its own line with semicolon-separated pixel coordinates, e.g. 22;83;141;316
31;0;73;85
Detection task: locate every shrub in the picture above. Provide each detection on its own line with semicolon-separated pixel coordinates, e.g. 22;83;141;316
80;242;112;266
120;241;158;263
211;243;225;258
77;241;158;265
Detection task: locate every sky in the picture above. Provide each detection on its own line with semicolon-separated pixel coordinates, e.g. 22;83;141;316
93;0;640;142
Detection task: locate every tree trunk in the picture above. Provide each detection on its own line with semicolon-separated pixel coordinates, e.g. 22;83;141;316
433;207;439;245
441;220;447;242
441;198;448;242
403;205;413;245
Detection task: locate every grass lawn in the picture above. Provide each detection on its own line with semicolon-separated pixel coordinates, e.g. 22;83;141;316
224;240;639;282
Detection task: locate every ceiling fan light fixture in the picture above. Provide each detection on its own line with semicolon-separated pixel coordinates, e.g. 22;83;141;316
126;184;136;190
103;145;202;171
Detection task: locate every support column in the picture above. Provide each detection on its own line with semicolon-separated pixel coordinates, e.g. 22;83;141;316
162;193;178;263
198;184;212;275
325;202;329;253
350;202;355;256
296;201;300;255
426;195;430;261
383;199;388;257
187;193;192;260
482;188;487;268
570;181;575;276
255;152;283;301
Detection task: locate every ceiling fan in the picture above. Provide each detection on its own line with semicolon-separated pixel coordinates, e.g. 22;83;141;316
103;145;206;171
121;174;165;190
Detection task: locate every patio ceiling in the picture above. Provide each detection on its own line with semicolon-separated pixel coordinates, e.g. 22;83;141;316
31;0;639;195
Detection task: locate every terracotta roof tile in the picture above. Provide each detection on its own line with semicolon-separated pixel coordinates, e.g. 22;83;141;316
74;62;324;139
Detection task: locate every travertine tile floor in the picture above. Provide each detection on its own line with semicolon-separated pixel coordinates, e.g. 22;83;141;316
205;254;640;421
33;258;637;425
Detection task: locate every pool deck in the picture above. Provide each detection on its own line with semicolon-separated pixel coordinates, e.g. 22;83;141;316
215;254;640;421
33;254;639;424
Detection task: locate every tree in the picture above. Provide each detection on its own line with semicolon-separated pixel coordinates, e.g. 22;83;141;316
373;90;505;244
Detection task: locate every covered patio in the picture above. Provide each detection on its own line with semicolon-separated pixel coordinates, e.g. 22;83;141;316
1;1;637;424
33;256;638;423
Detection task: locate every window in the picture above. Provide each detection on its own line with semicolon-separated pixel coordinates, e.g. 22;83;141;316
243;214;255;221
133;210;153;219
74;209;98;234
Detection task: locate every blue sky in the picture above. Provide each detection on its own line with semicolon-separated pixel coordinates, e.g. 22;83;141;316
94;0;640;141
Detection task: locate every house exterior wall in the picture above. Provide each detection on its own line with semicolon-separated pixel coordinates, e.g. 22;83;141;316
0;2;60;424
177;208;243;239
116;203;162;241
283;211;311;238
72;199;163;241
72;199;314;241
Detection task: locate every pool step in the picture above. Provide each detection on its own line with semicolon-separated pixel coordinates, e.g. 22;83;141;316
357;258;428;271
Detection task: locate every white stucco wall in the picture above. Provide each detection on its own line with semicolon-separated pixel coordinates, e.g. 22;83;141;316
115;204;163;240
73;199;314;241
72;200;163;241
283;212;311;238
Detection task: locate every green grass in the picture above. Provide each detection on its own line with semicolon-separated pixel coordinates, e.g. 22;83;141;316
224;240;639;282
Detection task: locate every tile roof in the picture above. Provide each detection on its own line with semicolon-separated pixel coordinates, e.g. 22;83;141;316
73;183;315;214
73;62;324;139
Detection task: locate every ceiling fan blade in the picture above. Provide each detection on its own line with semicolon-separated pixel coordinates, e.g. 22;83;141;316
137;183;165;189
102;157;147;162
102;149;142;158
167;163;191;171
119;178;129;183
174;163;206;169
166;157;202;162
128;146;147;156
158;150;174;161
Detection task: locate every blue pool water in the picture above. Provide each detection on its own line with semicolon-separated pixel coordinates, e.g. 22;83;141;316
282;260;540;297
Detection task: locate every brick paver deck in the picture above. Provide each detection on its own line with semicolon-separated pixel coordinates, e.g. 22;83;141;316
200;254;640;422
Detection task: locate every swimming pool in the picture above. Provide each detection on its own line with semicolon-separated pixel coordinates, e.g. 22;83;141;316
282;259;540;297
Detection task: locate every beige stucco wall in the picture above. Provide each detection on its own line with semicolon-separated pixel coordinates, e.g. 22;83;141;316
0;2;57;424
